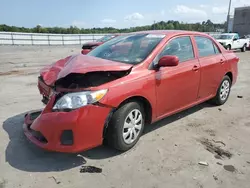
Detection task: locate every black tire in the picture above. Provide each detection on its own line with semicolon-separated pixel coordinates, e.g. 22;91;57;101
241;44;246;52
106;101;145;151
210;75;232;105
226;44;231;50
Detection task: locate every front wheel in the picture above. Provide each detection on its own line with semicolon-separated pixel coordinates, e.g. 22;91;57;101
107;101;145;151
210;75;232;105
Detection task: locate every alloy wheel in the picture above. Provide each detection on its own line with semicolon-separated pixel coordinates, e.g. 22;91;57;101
123;109;143;144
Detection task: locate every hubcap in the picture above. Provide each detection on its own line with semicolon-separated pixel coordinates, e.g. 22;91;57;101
123;109;143;144
220;80;230;101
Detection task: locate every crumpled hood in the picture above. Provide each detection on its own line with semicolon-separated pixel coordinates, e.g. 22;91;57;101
40;54;132;86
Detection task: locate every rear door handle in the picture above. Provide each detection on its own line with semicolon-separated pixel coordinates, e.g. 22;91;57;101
192;65;199;71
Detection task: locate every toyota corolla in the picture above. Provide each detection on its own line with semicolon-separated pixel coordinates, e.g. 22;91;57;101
24;30;239;153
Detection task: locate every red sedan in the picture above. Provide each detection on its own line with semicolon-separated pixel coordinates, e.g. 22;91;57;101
24;30;239;153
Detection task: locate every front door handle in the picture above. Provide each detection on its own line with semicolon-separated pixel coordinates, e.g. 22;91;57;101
192;65;199;71
220;59;225;64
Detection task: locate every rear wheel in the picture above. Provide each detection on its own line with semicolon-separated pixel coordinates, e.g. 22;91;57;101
107;101;145;151
226;44;231;50
210;75;232;105
241;44;246;52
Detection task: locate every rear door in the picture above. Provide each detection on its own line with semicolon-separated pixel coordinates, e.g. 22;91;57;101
193;36;226;100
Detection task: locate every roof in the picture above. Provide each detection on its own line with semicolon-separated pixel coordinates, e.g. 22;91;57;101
221;33;237;35
130;30;209;36
235;6;250;10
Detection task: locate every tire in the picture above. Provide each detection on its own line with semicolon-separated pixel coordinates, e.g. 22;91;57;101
106;101;145;151
226;44;231;50
241;44;246;52
210;75;232;105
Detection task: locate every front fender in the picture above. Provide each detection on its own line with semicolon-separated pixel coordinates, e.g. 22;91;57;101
100;75;157;120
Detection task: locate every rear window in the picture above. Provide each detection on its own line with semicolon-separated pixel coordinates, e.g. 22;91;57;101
195;36;219;57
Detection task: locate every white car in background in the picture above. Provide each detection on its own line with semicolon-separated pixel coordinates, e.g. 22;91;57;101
243;35;250;49
216;33;249;52
209;34;220;39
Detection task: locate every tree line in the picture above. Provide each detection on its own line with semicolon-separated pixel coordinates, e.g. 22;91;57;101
0;20;226;34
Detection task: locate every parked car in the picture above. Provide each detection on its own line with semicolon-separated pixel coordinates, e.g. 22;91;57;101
81;34;119;54
209;33;220;39
24;30;239;153
216;33;249;52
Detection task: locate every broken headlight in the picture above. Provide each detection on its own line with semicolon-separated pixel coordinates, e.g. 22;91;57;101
53;89;108;110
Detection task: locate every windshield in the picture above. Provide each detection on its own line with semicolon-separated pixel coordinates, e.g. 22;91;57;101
96;35;115;42
218;35;233;40
211;34;220;39
88;34;165;65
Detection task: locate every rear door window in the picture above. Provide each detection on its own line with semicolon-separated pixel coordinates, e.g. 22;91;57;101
194;36;219;57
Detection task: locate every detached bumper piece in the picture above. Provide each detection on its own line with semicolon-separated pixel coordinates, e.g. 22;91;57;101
29;128;48;143
24;110;48;144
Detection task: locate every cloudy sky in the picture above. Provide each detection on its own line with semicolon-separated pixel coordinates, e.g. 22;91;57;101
1;0;250;28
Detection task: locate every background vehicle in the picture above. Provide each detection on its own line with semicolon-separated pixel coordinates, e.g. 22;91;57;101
243;34;250;49
209;33;220;39
25;31;239;153
216;33;249;52
81;34;119;54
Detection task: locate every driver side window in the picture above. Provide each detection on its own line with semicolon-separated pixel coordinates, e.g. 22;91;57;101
156;36;194;63
234;34;239;40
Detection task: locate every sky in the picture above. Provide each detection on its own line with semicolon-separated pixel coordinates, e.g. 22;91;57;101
1;0;250;28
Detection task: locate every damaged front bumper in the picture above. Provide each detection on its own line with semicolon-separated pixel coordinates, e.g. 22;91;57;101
23;95;112;153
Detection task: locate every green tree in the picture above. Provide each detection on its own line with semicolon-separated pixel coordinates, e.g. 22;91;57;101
35;25;42;33
0;21;226;34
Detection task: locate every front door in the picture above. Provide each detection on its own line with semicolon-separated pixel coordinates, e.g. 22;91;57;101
232;34;241;49
154;36;201;119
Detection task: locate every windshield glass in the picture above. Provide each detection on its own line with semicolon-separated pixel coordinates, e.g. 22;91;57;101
88;34;165;65
96;35;115;42
218;35;233;40
211;34;220;39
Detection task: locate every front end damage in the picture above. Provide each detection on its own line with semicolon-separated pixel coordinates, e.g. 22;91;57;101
38;70;130;104
23;99;112;153
24;54;132;152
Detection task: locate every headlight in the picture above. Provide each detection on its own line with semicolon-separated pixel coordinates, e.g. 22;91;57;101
53;89;108;110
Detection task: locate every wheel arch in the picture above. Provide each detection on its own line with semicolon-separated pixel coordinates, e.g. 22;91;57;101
117;96;153;124
225;72;233;82
103;95;153;139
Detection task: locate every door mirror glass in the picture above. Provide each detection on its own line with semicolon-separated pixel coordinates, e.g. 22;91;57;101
158;55;179;67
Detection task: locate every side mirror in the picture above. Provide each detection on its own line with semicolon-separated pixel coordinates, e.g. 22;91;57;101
158;55;179;68
81;49;90;55
233;38;238;41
